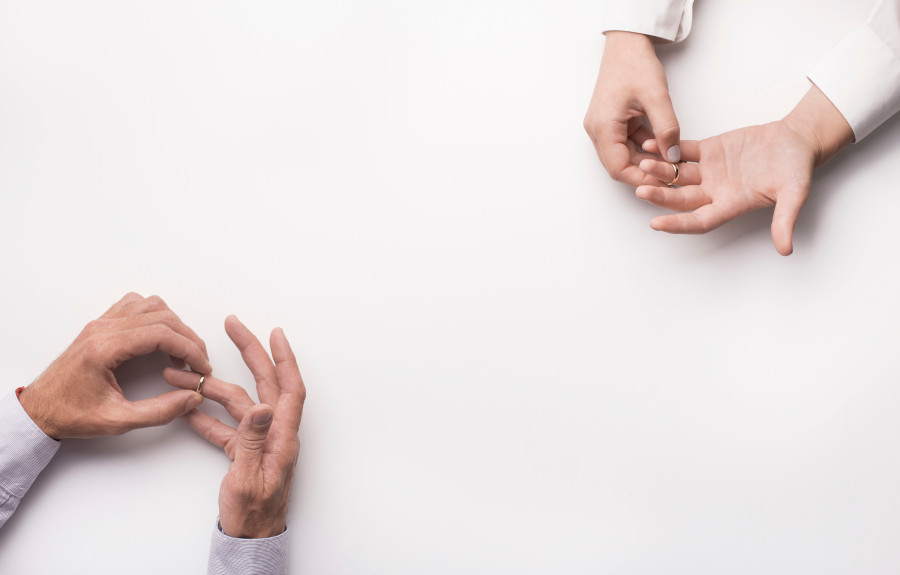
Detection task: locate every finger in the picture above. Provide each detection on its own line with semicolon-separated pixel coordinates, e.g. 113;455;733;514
112;310;209;361
638;159;701;187
163;367;255;423
642;139;701;162
225;315;280;406
593;119;662;187
108;323;212;374
650;201;734;234
170;355;186;369
642;92;681;162
100;292;144;319
771;187;808;256
184;408;236;452
233;404;275;477
270;328;306;434
109;389;203;434
636;184;710;212
628;119;654;150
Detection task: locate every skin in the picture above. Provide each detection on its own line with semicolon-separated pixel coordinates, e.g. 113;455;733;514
636;85;854;255
163;315;305;539
584;31;682;187
18;293;210;440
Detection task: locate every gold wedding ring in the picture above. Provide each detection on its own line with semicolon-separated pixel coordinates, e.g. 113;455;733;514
196;374;207;395
665;162;680;187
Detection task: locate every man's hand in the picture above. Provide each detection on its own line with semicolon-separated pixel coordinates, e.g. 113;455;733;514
164;315;305;539
584;31;682;187
18;292;211;440
635;85;854;255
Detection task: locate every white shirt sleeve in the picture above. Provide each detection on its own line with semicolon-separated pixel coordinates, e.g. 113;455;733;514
0;391;60;529
208;521;289;575
601;0;695;43
808;0;900;141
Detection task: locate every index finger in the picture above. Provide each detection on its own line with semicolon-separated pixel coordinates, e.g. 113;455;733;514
108;323;212;374
225;315;280;406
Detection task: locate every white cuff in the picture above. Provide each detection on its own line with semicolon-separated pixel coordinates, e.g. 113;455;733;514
808;23;900;142
0;391;60;500
601;0;694;44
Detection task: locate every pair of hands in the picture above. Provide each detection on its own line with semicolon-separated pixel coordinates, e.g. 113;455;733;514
17;293;304;539
584;31;854;255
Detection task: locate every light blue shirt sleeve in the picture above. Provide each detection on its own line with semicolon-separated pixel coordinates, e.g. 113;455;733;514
208;521;289;575
0;391;60;529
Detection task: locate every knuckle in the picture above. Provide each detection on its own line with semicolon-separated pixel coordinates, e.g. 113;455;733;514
156;309;178;326
654;120;680;139
80;334;106;361
144;295;168;311
149;322;171;339
82;319;104;336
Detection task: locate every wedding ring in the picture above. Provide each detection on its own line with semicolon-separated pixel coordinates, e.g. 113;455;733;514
196;374;207;394
665;162;680;187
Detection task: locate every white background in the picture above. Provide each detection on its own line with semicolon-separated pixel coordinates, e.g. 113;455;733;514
0;0;899;573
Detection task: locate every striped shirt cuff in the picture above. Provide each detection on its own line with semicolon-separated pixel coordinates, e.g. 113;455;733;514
208;520;289;575
0;391;60;500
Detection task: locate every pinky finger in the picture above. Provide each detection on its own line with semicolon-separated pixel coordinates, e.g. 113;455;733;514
184;409;236;452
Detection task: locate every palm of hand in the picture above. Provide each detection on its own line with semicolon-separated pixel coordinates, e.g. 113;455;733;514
698;122;815;218
637;121;817;255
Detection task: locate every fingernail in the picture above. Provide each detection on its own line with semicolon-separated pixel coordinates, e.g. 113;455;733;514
253;411;273;427
666;145;681;163
666;144;681;164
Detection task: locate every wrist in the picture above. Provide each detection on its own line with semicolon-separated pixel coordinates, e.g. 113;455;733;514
17;386;63;440
604;30;655;53
220;514;287;539
782;84;854;168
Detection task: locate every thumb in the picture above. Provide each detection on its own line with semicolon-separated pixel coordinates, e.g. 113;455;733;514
234;404;275;474
643;91;681;163
122;389;204;433
771;188;808;256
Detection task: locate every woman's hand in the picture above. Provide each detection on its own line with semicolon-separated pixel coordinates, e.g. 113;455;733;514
636;85;854;255
584;31;682;187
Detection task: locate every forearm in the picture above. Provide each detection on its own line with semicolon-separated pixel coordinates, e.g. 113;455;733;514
782;85;854;169
0;391;60;529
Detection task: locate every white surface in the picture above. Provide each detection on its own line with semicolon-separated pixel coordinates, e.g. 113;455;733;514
1;1;899;573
